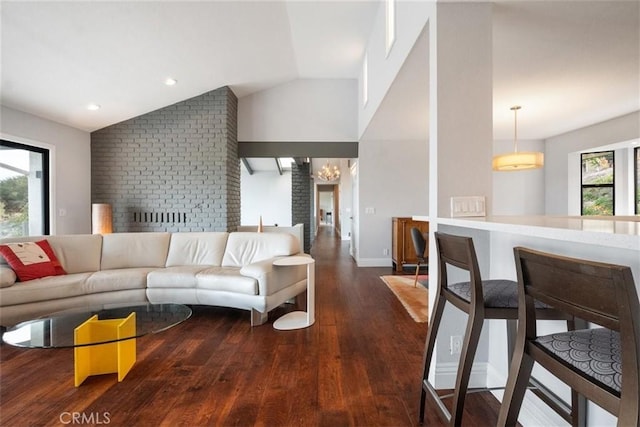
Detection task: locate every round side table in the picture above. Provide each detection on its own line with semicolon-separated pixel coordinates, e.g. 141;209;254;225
272;256;315;330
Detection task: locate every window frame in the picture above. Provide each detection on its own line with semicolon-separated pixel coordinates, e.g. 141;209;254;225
0;139;51;235
635;146;639;215
580;150;615;216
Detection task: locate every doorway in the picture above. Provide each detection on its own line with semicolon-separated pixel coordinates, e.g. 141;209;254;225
316;184;340;236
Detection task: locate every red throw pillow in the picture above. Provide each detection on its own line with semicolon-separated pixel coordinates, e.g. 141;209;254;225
0;240;66;281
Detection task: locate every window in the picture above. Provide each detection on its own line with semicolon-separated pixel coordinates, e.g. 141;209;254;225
362;53;369;106
0;140;50;237
385;0;396;57
633;147;640;215
581;151;614;216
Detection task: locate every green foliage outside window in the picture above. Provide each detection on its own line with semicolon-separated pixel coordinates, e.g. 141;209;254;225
582;187;614;216
581;151;614;216
0;175;28;237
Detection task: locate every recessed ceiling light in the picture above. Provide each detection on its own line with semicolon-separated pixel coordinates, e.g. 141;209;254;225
165;78;177;86
87;103;101;111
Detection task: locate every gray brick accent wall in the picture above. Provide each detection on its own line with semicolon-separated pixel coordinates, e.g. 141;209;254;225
224;88;240;232
291;162;312;253
91;87;239;232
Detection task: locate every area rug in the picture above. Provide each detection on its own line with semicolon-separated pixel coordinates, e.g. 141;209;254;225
380;275;429;323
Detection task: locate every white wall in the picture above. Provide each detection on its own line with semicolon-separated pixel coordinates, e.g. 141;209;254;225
359;2;434;138
240;168;291;226
493;139;545;215
355;138;428;266
545;111;640;215
238;79;358;141
0;106;91;234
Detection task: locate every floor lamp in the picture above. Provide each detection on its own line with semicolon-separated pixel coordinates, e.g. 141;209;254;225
92;203;113;234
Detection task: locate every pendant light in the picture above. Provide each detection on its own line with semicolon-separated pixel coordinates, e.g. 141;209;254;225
492;106;544;171
317;161;340;181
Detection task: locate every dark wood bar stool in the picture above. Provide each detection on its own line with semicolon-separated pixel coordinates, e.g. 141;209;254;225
418;232;580;426
410;227;428;287
497;247;640;427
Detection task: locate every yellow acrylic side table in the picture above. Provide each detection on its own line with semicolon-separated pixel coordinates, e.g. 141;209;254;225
74;312;136;387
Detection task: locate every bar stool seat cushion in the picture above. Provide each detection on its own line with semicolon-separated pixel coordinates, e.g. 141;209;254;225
535;328;621;393
449;279;518;308
449;279;547;308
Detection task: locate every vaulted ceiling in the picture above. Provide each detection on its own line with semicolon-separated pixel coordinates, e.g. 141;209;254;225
2;1;638;143
1;1;379;132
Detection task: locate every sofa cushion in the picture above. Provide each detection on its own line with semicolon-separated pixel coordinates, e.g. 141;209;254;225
0;240;66;281
147;266;210;289
221;232;300;267
46;234;103;274
85;268;153;293
101;232;170;270
165;232;228;267
0;273;91;306
196;267;258;295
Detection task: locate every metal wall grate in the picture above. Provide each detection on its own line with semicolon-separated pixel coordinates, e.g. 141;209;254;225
132;211;188;224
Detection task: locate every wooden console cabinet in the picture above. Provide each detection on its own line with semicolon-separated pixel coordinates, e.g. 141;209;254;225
391;217;429;273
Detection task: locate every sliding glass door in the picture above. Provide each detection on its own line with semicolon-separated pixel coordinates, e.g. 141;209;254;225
0;140;50;237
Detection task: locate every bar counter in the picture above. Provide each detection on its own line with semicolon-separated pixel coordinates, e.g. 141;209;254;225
413;215;639;250
412;214;639;426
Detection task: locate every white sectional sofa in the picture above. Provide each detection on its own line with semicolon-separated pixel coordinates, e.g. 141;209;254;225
0;232;308;328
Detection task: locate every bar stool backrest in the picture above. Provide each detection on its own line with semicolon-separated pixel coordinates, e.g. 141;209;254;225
513;247;640;425
435;232;484;310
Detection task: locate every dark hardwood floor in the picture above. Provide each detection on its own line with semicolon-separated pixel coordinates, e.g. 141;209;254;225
0;225;504;426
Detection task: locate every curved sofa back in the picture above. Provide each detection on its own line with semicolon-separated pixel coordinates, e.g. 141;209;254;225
101;232;171;270
166;232;229;267
1;231;302;274
0;234;101;274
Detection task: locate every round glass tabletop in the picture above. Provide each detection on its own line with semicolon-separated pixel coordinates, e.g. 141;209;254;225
2;303;192;349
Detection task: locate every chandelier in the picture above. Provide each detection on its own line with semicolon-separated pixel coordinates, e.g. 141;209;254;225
492;105;544;171
317;161;341;181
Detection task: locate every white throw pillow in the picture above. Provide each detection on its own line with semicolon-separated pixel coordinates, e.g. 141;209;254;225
0;266;17;288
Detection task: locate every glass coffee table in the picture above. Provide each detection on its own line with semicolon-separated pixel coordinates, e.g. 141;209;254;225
2;303;191;386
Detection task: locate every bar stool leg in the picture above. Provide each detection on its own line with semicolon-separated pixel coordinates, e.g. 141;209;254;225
497;347;534;426
419;293;446;424
449;309;484;426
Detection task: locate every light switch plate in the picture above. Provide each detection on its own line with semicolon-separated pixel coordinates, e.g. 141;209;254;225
450;196;486;217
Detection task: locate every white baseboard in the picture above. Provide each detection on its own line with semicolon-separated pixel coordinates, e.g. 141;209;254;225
356;257;390;267
434;362;488;389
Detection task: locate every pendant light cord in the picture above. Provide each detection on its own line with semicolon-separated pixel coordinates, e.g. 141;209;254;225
511;105;521;153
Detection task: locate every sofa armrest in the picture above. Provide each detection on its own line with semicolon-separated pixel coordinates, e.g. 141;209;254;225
239;257;277;279
240;255;309;296
0;266;17;288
